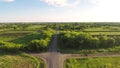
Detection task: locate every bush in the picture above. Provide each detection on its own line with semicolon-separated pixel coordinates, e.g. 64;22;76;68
0;41;21;51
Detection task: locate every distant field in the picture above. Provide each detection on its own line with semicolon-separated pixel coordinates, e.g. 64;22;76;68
0;30;40;46
83;26;120;31
0;51;45;68
64;57;120;68
85;32;120;36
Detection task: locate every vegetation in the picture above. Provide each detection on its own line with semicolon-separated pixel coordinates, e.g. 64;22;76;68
58;23;120;53
59;31;119;49
23;28;55;52
0;50;45;68
0;23;58;68
0;23;55;52
64;57;120;68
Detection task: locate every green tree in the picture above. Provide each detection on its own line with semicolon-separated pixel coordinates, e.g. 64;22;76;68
107;37;115;48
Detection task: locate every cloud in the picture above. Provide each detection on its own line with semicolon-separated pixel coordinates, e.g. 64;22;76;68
41;0;80;7
79;0;120;22
0;0;15;2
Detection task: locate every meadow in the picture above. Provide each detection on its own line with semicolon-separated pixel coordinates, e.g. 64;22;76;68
64;57;120;68
0;50;45;68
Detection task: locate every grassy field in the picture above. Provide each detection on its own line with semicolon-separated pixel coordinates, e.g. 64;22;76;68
83;26;120;36
64;57;120;68
0;50;45;68
86;32;120;35
83;26;120;31
0;31;41;46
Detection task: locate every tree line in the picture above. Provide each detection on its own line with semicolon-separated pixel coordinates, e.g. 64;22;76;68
59;31;120;49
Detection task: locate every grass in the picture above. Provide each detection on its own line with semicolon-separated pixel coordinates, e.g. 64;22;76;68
64;57;120;68
59;46;120;54
86;32;120;35
83;26;120;31
11;33;41;46
0;30;35;42
0;30;41;46
0;50;45;68
0;36;22;42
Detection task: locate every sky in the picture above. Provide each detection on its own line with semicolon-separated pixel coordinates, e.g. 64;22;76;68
0;0;120;22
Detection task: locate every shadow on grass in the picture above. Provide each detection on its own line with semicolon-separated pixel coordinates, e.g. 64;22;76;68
10;33;41;46
0;50;23;56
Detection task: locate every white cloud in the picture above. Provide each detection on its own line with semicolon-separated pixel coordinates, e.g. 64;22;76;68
41;0;80;7
0;0;15;2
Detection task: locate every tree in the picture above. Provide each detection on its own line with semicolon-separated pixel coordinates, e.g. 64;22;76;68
99;35;108;48
107;37;115;48
90;37;100;49
25;39;48;52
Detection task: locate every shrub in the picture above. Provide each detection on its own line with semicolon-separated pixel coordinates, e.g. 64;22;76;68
0;41;21;51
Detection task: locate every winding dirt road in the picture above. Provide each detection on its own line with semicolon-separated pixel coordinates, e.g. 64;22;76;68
31;28;120;68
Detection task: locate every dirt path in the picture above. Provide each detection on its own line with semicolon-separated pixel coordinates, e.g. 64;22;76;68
31;28;120;68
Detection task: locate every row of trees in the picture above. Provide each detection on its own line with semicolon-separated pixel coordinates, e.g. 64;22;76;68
59;31;120;49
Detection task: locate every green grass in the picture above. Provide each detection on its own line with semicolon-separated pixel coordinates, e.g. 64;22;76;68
0;30;35;42
83;26;120;31
84;27;107;31
0;36;22;42
59;46;120;54
0;30;41;46
25;25;45;30
86;32;120;35
11;33;41;46
0;50;45;68
64;57;120;68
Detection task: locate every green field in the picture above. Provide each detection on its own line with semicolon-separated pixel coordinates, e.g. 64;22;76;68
59;46;120;54
0;50;45;68
83;26;120;31
64;57;120;68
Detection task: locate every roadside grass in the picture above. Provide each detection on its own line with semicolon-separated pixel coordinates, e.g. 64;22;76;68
64;57;120;68
59;46;120;54
0;50;45;68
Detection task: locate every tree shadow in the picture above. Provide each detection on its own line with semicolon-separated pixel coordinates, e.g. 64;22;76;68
0;50;23;56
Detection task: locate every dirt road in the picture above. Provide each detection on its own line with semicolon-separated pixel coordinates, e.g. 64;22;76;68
31;28;64;68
